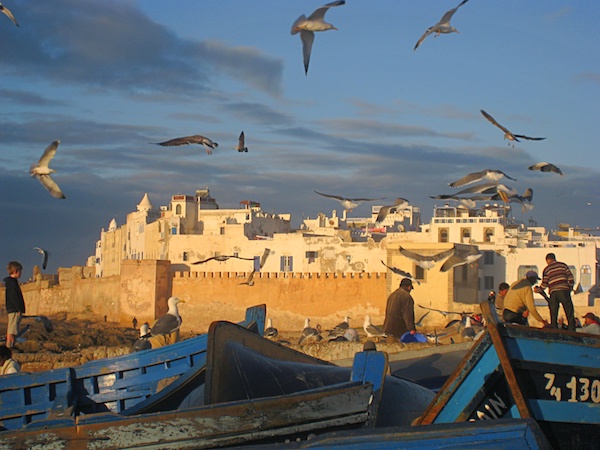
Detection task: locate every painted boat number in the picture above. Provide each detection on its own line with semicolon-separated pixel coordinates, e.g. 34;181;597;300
544;373;600;403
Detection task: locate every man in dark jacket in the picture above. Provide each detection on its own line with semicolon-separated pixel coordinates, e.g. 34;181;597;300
4;261;26;348
383;278;416;340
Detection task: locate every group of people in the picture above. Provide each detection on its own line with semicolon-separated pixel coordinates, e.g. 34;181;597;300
381;252;600;340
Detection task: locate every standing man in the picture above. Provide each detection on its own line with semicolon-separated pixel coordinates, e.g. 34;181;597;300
535;253;575;331
3;261;26;348
503;271;549;327
383;278;416;340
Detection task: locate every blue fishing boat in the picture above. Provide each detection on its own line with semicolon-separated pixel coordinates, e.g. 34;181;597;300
415;301;600;449
0;320;435;449
0;304;265;431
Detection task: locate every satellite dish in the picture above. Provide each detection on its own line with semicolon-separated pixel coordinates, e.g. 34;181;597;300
397;224;405;232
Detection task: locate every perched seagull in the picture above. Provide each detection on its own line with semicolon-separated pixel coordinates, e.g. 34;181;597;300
329;316;351;334
480;110;546;145
439;246;482;272
259;248;271;269
529;162;564;176
314;190;384;211
154;135;218;155
33;247;49;270
193;255;253;264
234;131;248;153
298;318;322;344
414;0;469;51
151;296;184;335
0;3;19;27
375;198;409;224
291;1;345;75
448;169;516;188
399;246;455;270
380;260;420;285
239;270;256;286
263;318;279;339
131;323;152;352
30;140;66;199
363;315;387;340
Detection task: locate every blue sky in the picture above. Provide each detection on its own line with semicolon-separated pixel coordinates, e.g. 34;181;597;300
1;0;598;274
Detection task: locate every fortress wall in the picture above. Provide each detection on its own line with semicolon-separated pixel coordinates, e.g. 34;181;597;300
170;271;388;333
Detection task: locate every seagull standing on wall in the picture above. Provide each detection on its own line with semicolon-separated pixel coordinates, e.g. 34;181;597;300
263;318;278;339
414;0;469;51
151;297;184;335
291;1;345;75
298;318;322;344
363;315;387;340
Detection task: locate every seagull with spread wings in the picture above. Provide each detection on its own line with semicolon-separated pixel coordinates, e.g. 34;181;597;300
399;246;455;270
439;246;482;272
448;169;516;188
414;0;469;51
291;1;345;75
33;247;49;270
314;190;384;211
380;260;420;285
481;110;546;145
529;162;564;176
30;140;66;199
192;255;254;265
234;131;248;153
0;3;19;27
154;135;218;155
375;198;409;224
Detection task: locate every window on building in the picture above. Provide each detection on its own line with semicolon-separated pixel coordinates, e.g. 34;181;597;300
280;256;293;272
517;265;538;280
484;228;494;242
483;251;494;265
415;265;425;282
183;252;189;262
171;227;177;235
306;251;318;263
567;265;577;285
461;228;471;243
484;276;494;290
439;228;449;243
176;204;182;215
220;227;225;235
581;265;592;289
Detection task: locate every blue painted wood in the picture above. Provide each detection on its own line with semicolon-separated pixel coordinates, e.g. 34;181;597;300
0;304;265;431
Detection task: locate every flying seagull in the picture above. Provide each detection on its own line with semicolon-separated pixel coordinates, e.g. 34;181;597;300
399;246;455;270
33;247;49;270
30;140;66;199
432;182;517;200
507;188;534;213
0;3;19;27
480;110;546;144
314;190;384;211
154;135;218;155
375;198;409;224
291;0;345;75
414;0;469;51
448;169;516;188
363;315;386;340
259;248;271;269
151;296;184;335
234;131;248;153
263;318;279;339
380;260;420;285
439;246;482;272
529;162;564;176
239;270;256;286
298;318;322;344
193;255;254;265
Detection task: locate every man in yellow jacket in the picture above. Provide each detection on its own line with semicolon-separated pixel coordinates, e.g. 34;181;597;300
502;271;549;327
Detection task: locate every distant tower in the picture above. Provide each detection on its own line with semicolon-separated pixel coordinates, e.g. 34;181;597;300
108;218;117;231
137;193;153;212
